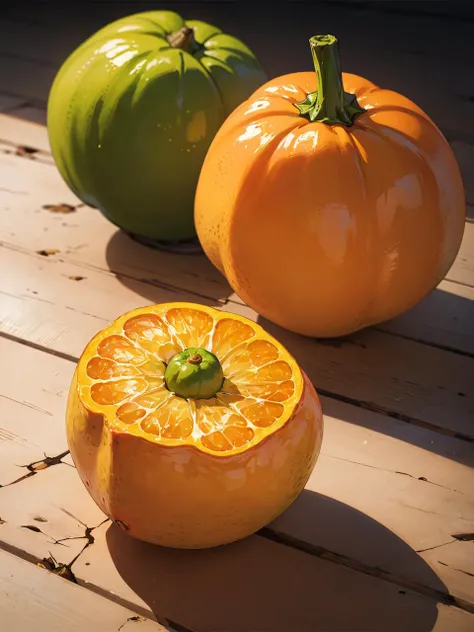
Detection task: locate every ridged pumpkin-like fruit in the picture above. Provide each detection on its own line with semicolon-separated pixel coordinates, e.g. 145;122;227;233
195;35;465;337
47;11;267;242
66;302;323;549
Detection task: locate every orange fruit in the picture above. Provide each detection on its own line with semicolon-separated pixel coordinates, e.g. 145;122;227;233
66;302;323;548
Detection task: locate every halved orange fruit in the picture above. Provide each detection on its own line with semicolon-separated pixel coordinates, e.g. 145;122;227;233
66;302;323;548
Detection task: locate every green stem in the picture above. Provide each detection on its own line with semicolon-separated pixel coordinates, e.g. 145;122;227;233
295;34;365;126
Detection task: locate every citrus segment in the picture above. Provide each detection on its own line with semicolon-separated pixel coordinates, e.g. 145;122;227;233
133;387;169;410
98;335;146;364
140;397;193;439
86;357;141;380
90;378;148;405
117;402;146;424
76;303;303;455
124;314;181;361
165;307;214;349
211;318;255;358
231;398;285;428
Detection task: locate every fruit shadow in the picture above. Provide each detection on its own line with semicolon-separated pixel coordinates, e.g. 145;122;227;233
105;229;234;305
106;490;448;632
255;285;474;469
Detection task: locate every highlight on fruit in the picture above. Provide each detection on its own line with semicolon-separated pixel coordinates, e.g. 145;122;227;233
47;11;268;245
195;33;465;338
66;303;323;549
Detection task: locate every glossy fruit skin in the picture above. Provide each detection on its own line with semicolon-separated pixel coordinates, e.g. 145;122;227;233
47;11;267;242
164;347;224;399
195;72;466;337
66;370;323;549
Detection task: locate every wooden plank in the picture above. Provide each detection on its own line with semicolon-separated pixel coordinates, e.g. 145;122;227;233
0;94;27;112
76;521;474;632
0;114;472;288
5;105;47;126
0;336;473;606
451;141;474;207
0;56;55;103
0;146;473;353
0;548;169;632
0;240;473;441
0;146;232;302
446;221;474;287
3;478;474;632
0;337;73;487
0;113;51;153
1;2;473;138
379;279;474;355
0;19;93;67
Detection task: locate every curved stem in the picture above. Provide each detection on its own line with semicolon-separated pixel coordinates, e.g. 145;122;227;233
295;34;365;126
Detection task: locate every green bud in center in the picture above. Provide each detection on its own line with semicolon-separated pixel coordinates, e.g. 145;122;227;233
164;348;224;400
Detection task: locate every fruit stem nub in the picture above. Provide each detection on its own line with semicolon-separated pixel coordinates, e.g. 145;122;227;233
187;353;203;365
167;26;201;54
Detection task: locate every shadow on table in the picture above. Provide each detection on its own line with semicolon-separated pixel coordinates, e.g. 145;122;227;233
256;285;474;469
106;491;449;632
105;229;233;305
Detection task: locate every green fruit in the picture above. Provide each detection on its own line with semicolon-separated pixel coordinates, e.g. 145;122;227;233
164;348;224;399
47;11;267;242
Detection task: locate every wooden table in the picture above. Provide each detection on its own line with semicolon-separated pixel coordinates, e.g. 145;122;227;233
0;3;473;631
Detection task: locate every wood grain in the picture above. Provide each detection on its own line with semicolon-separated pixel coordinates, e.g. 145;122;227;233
0;9;473;629
0;115;472;291
76;520;474;632
0;336;473;606
0;243;472;441
3;480;474;632
0;548;170;632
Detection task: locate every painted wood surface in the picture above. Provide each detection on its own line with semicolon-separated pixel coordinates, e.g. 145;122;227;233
0;5;473;630
0;548;170;632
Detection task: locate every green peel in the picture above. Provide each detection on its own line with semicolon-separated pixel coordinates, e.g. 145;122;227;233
164;348;224;399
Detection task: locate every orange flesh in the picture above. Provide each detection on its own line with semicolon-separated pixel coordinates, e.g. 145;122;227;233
77;304;303;455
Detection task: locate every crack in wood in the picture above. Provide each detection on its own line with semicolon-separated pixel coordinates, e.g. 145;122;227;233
258;528;474;614
323;453;465;494
438;560;474;578
0;450;70;488
0;330;79;363
21;524;68;547
36;248;60;257
118;616;142;631
452;532;474;541
36;517;110;584
0;392;53;416
15;145;38;158
42;203;76;214
0;185;28;195
117;614;194;632
416;539;458;554
0;145;53;166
